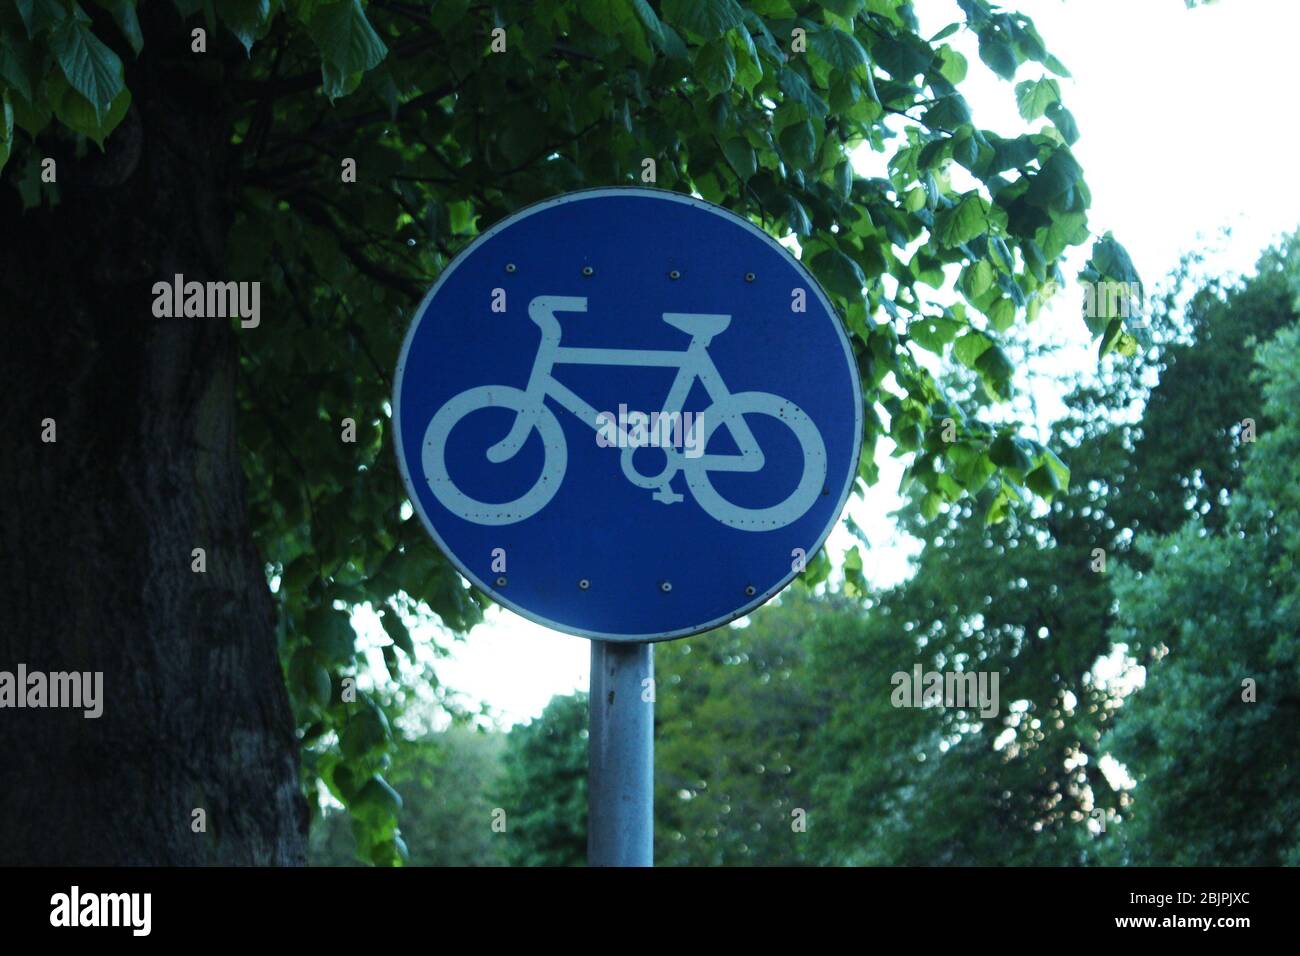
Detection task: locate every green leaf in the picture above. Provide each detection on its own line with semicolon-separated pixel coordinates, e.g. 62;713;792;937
721;136;756;180
50;80;130;146
892;415;924;451
661;0;744;39
290;649;332;707
341;708;389;759
1045;101;1079;144
987;297;1015;332
9;87;51;137
355;775;403;815
923;94;970;130
975;345;1015;398
951;129;979;170
496;106;548;167
811;247;866;299
908;316;961;353
281;554;316;592
731;29;763;92
1025;147;1082;208
977;28;1018;80
1088;233;1141;287
307;0;388;77
631;0;666;45
778;119;816;170
984;490;1011;525
930;22;960;43
1015;77;1059;121
954;330;992;368
1025;464;1061;498
15;0;67;37
951;445;996;490
833;159;853;198
934;193;992;247
306;607;356;663
936;46;967;84
779;68;830;117
50;19;124;120
751;0;797;13
963;258;995;299
696;37;736;96
1041;447;1070;490
0;33;39;102
320;61;363;101
989;433;1032;472
819;0;864;16
380;610;415;656
583;0;653;61
811;27;870;73
97;0;144;56
221;0;272;55
778;194;812;235
583;0;631;35
0;91;13;176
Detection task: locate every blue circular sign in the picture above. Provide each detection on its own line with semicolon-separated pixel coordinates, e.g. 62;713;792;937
394;188;862;641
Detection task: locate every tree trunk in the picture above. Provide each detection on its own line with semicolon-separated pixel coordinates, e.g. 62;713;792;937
0;15;306;865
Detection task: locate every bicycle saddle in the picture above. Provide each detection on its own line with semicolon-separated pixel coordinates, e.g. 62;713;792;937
662;312;731;338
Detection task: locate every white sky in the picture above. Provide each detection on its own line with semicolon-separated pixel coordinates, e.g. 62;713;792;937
396;0;1300;727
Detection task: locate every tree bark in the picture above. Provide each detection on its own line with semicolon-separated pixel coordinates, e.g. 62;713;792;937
0;14;306;865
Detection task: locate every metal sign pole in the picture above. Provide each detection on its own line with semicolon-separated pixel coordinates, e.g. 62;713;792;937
587;640;654;867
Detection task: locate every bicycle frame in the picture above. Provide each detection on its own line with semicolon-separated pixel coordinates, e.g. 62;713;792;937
486;296;762;473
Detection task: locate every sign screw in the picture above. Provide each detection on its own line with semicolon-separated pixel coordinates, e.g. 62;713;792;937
745;584;756;596
579;578;591;590
495;576;507;587
668;269;681;280
582;266;594;277
660;581;673;593
505;263;517;273
745;272;756;283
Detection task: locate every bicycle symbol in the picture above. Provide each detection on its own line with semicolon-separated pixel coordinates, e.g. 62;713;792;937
422;295;827;531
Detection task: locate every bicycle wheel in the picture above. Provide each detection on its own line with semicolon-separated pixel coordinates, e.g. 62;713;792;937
685;391;827;531
422;386;567;525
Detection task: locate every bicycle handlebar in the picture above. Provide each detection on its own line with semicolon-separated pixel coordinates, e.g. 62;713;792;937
528;296;588;344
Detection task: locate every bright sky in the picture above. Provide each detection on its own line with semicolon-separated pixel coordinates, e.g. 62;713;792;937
399;0;1300;728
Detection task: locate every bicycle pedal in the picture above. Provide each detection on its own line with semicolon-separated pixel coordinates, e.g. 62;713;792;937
651;488;684;505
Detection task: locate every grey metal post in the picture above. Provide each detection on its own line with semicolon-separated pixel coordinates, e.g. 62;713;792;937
587;640;654;866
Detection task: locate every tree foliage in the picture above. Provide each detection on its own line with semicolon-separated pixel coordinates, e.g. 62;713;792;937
655;594;824;864
1103;313;1300;865
803;238;1300;864
492;692;589;866
310;725;506;865
2;0;1142;859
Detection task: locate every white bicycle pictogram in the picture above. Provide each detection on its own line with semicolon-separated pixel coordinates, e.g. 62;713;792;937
421;295;827;530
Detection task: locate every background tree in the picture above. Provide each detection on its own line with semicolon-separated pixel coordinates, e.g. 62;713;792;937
801;238;1299;864
655;594;824;865
1;0;1137;862
1101;314;1300;865
492;692;588;866
310;725;506;865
